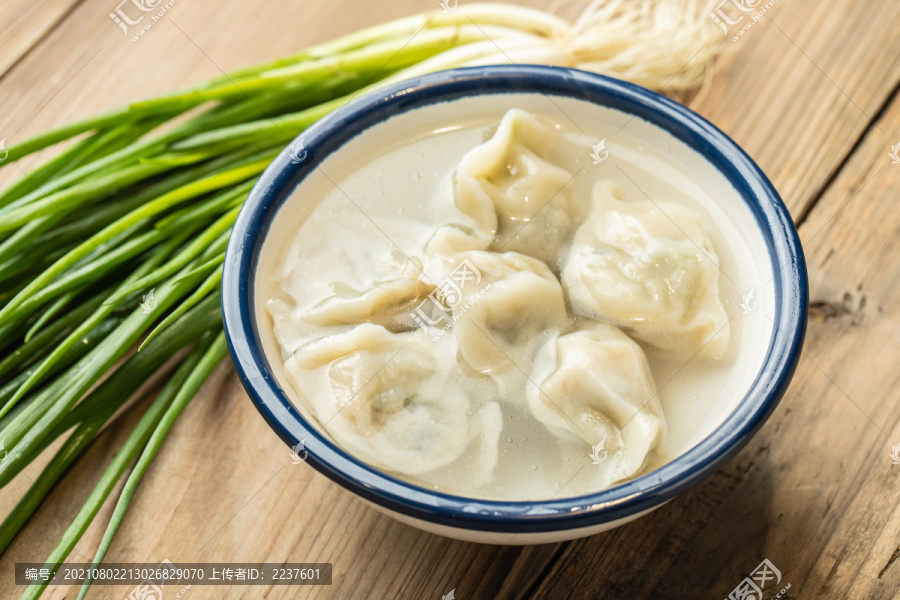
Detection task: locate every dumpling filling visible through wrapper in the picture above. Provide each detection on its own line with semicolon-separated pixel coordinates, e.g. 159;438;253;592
286;324;502;484
424;250;571;375
527;322;665;489
429;108;584;268
563;181;731;359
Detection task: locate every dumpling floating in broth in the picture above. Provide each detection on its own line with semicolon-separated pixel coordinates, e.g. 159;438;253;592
423;250;571;375
264;216;435;355
527;322;665;488
563;181;731;359
450;108;584;268
287;323;503;482
301;243;433;332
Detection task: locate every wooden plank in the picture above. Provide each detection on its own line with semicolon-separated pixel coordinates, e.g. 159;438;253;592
0;0;84;80
519;0;900;597
692;0;900;217
532;38;900;600
781;89;900;599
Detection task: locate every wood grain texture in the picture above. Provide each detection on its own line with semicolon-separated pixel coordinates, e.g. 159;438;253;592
691;0;900;218
0;0;84;80
0;0;899;599
534;8;900;598
786;88;900;600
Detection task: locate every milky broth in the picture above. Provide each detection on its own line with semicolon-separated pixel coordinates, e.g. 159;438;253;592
256;107;770;501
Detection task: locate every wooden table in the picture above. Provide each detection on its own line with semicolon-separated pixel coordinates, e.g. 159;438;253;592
1;0;899;598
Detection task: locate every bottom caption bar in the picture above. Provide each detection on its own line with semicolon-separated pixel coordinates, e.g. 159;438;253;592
15;562;332;586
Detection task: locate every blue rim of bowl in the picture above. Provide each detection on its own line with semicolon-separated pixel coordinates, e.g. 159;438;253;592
222;65;807;534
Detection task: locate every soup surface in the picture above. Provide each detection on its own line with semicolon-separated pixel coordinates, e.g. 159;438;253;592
260;108;761;500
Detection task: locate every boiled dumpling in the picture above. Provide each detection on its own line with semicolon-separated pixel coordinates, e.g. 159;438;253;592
527;322;665;487
300;245;433;331
286;323;502;481
563;181;730;359
449;108;584;267
264;215;435;352
424;223;491;257
422;250;571;374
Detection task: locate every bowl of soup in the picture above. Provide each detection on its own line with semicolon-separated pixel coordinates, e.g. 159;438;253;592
222;65;807;544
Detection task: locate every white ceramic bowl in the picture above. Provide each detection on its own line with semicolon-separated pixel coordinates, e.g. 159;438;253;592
222;66;807;544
